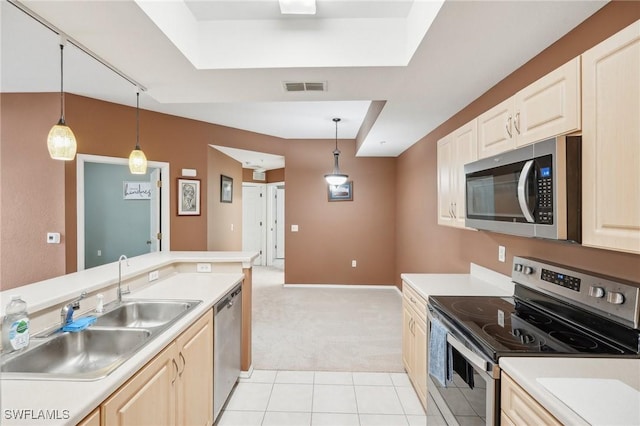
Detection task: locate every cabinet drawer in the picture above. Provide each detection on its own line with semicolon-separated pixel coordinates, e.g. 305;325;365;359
501;372;561;426
402;284;427;321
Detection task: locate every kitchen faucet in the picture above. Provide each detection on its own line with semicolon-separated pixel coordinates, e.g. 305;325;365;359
60;291;87;328
118;254;130;302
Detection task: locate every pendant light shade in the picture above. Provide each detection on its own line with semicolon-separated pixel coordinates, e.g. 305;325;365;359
324;118;348;186
129;91;148;174
47;42;77;161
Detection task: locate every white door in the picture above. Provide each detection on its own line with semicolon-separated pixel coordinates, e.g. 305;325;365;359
149;169;161;252
276;187;285;259
242;184;265;265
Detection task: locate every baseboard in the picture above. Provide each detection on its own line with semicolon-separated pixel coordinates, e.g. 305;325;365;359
239;365;254;379
283;284;400;295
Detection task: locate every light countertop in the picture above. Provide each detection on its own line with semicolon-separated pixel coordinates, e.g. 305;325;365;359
401;263;514;300
0;271;245;425
500;357;640;425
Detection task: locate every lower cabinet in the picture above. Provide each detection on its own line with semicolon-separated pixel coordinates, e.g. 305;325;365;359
402;284;427;409
101;310;214;426
77;408;100;426
501;372;561;426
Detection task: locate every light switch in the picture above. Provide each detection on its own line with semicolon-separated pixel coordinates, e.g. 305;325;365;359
291;225;299;232
47;232;60;244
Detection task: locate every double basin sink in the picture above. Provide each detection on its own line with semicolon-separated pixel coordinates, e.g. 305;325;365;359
0;299;201;380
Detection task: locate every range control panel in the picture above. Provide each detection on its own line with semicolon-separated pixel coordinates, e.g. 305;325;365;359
512;256;640;329
541;269;581;292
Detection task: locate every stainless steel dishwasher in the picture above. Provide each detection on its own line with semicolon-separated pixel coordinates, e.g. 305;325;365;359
213;284;242;421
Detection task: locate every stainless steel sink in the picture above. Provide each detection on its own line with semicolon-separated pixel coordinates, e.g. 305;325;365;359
1;299;202;380
1;328;151;380
93;299;199;329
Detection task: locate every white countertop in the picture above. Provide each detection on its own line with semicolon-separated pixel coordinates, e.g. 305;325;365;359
401;263;514;300
500;357;640;425
0;271;245;425
0;251;257;316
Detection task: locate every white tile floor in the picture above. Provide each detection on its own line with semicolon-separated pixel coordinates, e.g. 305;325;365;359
216;370;434;426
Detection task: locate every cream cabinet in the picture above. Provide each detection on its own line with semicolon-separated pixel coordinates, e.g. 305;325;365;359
102;310;214;426
501;372;562;426
437;119;477;228
581;20;640;255
77;409;100;426
478;57;581;158
402;284;427;409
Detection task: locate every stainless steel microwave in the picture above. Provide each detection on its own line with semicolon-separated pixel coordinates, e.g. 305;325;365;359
464;136;581;241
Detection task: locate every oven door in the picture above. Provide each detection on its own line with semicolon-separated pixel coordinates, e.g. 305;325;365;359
427;309;500;426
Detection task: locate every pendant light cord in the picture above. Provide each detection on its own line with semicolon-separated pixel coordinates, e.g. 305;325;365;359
59;43;65;124
135;91;141;150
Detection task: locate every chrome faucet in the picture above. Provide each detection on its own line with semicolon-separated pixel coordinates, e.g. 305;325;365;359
61;291;87;328
118;254;130;302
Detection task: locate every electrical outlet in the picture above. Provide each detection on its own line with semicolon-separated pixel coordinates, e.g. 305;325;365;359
498;245;506;263
351;260;357;268
148;270;159;281
46;232;60;244
197;263;212;273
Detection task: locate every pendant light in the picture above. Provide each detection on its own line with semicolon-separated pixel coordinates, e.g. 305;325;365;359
129;91;148;174
47;40;77;161
324;118;348;186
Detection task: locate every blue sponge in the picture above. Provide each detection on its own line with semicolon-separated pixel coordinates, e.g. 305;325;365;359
62;316;97;332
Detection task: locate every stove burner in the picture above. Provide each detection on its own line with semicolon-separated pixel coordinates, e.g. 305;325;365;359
451;300;510;320
548;331;599;350
520;312;553;326
482;323;546;350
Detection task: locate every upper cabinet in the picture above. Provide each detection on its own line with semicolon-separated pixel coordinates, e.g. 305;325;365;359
478;57;581;159
437;120;477;228
581;21;640;254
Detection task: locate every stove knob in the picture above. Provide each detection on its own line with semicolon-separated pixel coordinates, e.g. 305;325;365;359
589;286;605;298
523;266;534;275
514;264;523;272
606;292;625;305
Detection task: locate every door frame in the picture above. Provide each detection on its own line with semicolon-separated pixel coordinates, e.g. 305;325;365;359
266;181;284;266
76;154;171;271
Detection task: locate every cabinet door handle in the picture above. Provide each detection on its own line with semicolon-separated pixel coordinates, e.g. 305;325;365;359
449;203;454;218
171;358;179;385
514;111;521;134
410;297;417;304
178;352;186;377
506;115;513;138
452;202;457;219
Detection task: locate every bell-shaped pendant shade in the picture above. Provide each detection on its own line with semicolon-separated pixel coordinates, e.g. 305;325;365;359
47;119;77;161
129;147;147;174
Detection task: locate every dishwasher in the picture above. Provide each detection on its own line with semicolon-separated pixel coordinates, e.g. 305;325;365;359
213;284;242;421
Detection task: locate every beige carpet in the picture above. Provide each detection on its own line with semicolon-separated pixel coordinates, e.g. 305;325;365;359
252;266;404;372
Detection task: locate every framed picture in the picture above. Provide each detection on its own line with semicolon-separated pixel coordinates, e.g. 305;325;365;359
220;175;233;203
328;181;353;201
177;178;200;215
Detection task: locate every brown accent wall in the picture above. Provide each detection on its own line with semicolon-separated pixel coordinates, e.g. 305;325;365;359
284;139;397;285
207;149;243;250
396;3;640;286
0;94;67;290
242;167;285;183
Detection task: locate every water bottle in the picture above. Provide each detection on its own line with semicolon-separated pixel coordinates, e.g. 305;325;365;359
2;295;30;353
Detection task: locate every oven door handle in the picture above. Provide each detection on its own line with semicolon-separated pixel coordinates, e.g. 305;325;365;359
446;334;488;372
517;159;536;223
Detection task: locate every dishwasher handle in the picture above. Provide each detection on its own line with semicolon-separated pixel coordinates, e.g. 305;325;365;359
216;285;242;314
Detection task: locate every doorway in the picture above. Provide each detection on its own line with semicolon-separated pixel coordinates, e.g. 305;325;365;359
76;154;170;270
242;182;285;266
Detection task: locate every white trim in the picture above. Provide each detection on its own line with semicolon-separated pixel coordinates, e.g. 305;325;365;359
284;284;399;292
266;181;285;266
242;182;268;266
239;364;254;379
76;154;171;271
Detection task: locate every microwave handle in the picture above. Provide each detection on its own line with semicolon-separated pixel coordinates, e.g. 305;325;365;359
517;160;536;223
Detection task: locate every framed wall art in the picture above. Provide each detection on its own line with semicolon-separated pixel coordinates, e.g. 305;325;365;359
328;181;353;201
177;178;200;215
220;175;233;203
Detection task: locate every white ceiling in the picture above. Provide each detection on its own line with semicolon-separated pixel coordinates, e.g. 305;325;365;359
2;0;607;163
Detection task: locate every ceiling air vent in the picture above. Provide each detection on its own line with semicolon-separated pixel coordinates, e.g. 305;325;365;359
283;81;327;92
253;170;266;181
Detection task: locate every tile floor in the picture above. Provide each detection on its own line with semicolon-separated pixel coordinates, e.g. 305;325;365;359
216;370;446;426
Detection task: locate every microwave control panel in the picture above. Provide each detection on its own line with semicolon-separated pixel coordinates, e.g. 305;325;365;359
536;161;553;224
